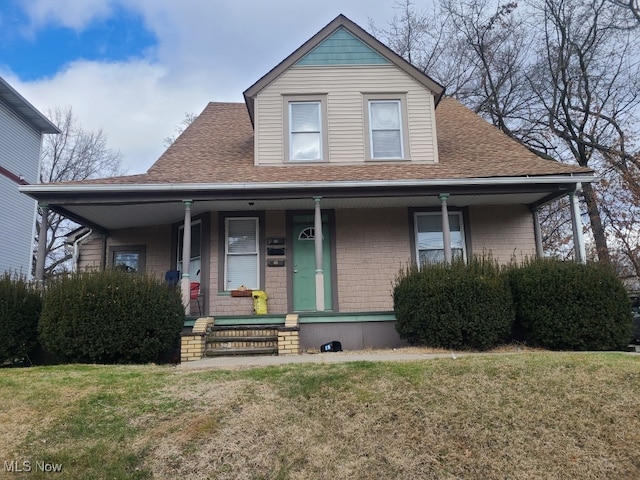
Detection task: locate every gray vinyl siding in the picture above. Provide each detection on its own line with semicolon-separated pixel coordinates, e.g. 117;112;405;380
0;100;42;183
0;175;36;275
0;99;44;275
254;65;438;165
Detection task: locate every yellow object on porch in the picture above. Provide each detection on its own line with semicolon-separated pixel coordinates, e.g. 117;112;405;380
252;290;268;315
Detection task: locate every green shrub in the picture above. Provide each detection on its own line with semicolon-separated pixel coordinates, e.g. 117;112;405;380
393;257;514;350
39;270;184;363
508;259;632;350
0;273;42;365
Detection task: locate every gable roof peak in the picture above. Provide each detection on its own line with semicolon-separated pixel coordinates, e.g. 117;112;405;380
242;14;444;124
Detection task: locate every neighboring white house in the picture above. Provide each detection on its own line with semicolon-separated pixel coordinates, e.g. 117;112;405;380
0;76;59;276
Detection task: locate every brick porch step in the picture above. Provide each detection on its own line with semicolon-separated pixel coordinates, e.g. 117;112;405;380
209;335;278;343
205;324;280;357
204;347;278;357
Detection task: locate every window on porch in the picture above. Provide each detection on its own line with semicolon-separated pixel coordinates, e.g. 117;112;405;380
225;217;259;290
414;212;466;265
109;245;146;273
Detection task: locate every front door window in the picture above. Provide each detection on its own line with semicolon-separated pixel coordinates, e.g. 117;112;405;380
292;216;332;311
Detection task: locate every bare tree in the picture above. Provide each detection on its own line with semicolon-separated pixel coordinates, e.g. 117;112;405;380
607;0;640;22
163;112;198;148
375;0;640;267
527;0;640;264
35;107;124;277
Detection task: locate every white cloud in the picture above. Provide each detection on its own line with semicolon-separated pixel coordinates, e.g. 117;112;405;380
6;0;396;174
5;59;214;174
20;0;115;31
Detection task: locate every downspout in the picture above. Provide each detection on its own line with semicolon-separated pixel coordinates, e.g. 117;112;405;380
72;229;93;272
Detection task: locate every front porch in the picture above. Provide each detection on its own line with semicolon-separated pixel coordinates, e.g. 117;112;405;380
180;311;404;362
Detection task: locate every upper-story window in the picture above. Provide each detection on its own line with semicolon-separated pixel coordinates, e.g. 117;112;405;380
365;94;409;160
285;96;327;162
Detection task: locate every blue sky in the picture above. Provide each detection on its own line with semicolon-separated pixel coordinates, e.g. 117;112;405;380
0;0;401;174
1;4;157;81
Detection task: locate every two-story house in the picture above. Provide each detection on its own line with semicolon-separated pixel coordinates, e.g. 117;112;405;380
1;76;59;276
21;15;595;351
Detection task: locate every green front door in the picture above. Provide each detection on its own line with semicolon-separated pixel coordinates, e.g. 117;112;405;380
292;217;332;311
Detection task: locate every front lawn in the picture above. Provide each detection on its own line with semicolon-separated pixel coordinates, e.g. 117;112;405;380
1;352;638;479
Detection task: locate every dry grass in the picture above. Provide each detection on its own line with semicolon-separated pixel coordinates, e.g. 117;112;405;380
0;352;639;479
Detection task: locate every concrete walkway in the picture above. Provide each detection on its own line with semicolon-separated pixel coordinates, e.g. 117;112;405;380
176;350;458;370
176;348;638;371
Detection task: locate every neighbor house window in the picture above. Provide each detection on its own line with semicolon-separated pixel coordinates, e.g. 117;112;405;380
365;94;409;160
286;96;327;162
414;212;466;264
110;245;146;273
225;217;259;290
177;221;201;281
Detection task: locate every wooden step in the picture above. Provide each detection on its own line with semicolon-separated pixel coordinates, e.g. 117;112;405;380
204;347;277;357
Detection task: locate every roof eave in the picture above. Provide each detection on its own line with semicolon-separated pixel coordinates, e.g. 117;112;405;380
19;173;599;200
242;14;445;123
0;76;60;134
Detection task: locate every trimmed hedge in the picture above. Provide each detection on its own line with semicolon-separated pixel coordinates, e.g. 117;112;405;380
509;259;632;350
38;270;185;363
0;273;42;364
393;257;514;350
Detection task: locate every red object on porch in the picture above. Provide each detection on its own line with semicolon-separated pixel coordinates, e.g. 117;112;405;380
190;282;202;315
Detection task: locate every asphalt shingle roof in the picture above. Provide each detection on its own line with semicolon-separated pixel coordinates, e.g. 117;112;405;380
79;97;592;186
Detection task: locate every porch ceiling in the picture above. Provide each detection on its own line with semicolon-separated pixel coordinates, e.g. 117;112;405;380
53;191;558;231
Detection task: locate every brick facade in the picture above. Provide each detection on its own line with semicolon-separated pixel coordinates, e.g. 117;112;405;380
335;208;411;312
77;205;537;317
468;205;537;263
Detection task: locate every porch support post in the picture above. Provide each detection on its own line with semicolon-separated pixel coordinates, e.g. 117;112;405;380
181;200;193;314
532;209;544;258
313;196;325;312
35;203;49;285
439;194;452;265
100;233;108;271
570;185;587;264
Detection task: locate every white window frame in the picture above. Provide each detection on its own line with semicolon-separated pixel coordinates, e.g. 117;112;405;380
364;94;409;161
224;217;260;290
284;95;328;162
414;212;467;265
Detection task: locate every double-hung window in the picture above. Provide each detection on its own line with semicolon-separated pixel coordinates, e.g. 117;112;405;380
225;217;259;290
414;212;466;265
286;96;327;162
366;95;408;160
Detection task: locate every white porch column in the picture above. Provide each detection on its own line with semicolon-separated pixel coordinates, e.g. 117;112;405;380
313;196;325;312
181;200;193;313
532;209;544;258
439;194;452;265
35;203;49;285
570;185;587;264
